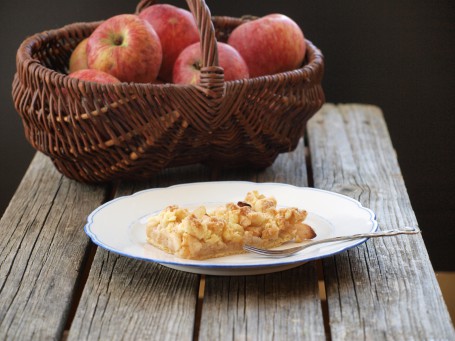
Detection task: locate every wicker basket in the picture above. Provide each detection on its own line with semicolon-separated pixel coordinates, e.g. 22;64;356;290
12;0;324;183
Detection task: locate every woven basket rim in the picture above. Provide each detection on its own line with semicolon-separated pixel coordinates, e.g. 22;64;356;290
16;18;324;93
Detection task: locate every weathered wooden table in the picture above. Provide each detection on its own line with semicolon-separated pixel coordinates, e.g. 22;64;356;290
1;104;454;340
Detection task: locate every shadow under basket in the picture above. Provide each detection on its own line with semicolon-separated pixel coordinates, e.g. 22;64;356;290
12;0;325;183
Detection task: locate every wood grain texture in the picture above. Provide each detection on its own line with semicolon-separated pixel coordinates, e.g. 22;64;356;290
198;139;326;341
210;138;309;185
67;250;199;341
307;104;455;340
0;153;106;340
67;164;212;341
201;264;324;341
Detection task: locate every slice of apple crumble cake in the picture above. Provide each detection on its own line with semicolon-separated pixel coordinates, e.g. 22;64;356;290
146;190;316;260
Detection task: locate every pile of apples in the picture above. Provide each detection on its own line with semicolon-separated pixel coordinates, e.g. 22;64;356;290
68;4;307;85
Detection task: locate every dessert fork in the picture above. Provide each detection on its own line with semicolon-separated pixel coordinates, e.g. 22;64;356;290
243;226;420;257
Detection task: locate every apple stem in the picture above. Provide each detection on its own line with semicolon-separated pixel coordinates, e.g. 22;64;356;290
113;35;124;46
193;61;202;71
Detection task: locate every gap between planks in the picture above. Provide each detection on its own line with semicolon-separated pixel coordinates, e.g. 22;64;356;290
193;275;206;341
317;260;332;341
306;132;331;341
61;181;119;341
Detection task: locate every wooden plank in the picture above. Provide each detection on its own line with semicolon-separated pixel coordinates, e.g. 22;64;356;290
67;164;211;341
307;104;455;340
200;264;324;341
0;153;107;340
199;139;326;341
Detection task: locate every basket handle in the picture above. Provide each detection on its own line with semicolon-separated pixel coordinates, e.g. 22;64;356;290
136;0;224;99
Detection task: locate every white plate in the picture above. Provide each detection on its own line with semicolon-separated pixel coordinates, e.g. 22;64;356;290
85;181;377;276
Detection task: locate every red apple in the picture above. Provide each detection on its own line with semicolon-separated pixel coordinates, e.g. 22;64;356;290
68;69;121;84
227;14;306;78
69;38;89;73
139;4;199;83
173;42;249;84
57;69;120;98
87;14;162;83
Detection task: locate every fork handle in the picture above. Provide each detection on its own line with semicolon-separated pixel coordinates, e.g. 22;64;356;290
243;227;421;257
304;226;420;248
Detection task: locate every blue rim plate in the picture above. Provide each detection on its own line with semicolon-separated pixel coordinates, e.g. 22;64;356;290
84;181;377;276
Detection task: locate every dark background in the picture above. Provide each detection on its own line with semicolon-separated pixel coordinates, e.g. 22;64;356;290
1;1;454;270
